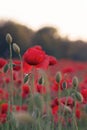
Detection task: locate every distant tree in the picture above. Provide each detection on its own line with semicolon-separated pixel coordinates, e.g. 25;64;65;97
32;26;87;61
32;27;60;53
32;26;70;58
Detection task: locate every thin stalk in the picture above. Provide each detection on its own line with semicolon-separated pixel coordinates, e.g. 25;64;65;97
19;54;23;84
37;111;42;130
58;84;62;130
72;101;78;130
1;124;4;130
61;90;70;129
28;66;35;113
19;53;23;106
9;44;14;105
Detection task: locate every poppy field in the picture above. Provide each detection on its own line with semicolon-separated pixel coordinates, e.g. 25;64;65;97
0;33;87;130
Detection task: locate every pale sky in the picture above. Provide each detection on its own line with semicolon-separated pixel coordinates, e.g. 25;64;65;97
0;0;87;41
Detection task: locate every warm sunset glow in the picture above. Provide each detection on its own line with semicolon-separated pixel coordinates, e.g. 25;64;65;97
0;0;87;41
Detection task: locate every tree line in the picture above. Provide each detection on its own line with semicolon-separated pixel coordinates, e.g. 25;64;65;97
0;20;87;61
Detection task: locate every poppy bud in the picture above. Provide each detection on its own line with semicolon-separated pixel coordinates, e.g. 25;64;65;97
38;76;44;85
72;76;78;89
62;81;67;90
75;91;83;103
56;71;62;83
6;33;12;44
13;43;20;55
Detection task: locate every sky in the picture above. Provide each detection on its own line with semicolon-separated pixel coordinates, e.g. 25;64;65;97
0;0;87;41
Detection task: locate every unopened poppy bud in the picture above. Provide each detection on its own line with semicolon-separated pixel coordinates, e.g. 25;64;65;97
6;33;12;44
72;76;78;89
13;43;20;55
56;71;62;83
24;73;31;83
38;76;44;85
62;81;67;90
63;105;72;113
75;91;83;103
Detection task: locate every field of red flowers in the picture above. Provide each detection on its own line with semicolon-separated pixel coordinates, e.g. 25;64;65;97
0;33;87;130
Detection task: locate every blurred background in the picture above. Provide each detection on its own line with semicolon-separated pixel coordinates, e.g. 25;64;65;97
0;0;87;61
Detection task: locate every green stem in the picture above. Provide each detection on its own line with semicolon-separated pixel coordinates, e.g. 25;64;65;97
28;66;35;113
9;44;14;105
58;84;62;130
19;54;23;106
37;111;42;130
62;91;69;114
72;101;78;130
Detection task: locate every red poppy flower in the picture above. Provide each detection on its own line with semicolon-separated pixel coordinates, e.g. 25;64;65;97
52;105;58;115
81;89;87;103
51;98;59;123
1;103;8;113
16;105;21;111
13;72;17;80
5;78;10;84
23;46;46;65
0;88;9;100
0;113;7;123
23;61;32;73
21;92;28;99
60;97;74;109
23;46;50;69
13;59;32;73
22;85;30;94
79;82;86;90
51;81;59;92
13;60;21;71
51;98;58;108
0;58;7;69
36;84;46;94
21;104;28;111
62;66;75;74
16;79;22;85
75;109;81;119
48;56;57;66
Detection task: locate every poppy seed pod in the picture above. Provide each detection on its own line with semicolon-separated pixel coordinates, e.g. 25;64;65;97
62;81;67;90
6;33;12;44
